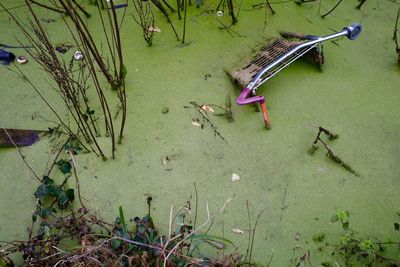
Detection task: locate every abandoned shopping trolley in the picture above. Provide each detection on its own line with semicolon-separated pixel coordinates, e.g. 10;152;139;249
232;24;362;129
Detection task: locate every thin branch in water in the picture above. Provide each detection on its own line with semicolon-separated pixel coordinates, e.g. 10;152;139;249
309;127;360;176
181;0;188;44
356;0;367;9
321;0;343;18
394;7;400;64
28;0;67;14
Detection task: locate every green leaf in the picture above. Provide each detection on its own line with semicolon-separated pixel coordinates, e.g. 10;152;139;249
57;159;72;174
57;191;70;209
340;235;351;246
51;186;63;198
394;222;400;231
37;207;55;218
42;176;54;185
111;239;122;250
34;184;53;198
335;209;350;221
65;188;75;202
119;206;127;234
359;240;374;251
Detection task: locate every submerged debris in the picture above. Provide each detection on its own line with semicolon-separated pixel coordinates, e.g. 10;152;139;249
309;127;360;177
40;18;57;23
161;107;169;114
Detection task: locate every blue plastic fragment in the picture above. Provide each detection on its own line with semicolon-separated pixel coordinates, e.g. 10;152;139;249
108;3;128;9
0;49;16;65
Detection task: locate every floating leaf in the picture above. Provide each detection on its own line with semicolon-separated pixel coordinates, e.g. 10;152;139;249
37;207;55;219
51;186;63;198
34;184;53;198
111;239;122;250
57;159;72;174
65;188;75;202
57;191;70;209
42;176;54;185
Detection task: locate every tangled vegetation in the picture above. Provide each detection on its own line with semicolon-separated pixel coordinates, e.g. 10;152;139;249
0;139;244;266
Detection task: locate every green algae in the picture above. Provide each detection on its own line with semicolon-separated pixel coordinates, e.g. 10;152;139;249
1;0;400;265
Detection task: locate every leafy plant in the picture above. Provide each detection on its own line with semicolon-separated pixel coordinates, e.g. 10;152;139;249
314;209;400;266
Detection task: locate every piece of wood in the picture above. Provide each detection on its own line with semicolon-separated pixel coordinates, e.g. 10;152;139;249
0;128;42;147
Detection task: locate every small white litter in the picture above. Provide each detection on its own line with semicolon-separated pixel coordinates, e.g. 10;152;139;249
201;104;214;113
232;228;244;234
148;26;161;33
231;173;240;182
192;119;202;128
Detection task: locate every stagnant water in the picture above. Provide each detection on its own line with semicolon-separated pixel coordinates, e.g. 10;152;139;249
1;0;400;265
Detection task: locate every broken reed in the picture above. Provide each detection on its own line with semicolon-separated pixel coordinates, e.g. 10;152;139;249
394;7;400;64
150;0;180;40
2;0;128;159
57;0;128;144
216;0;237;25
1;1;104;157
131;0;156;46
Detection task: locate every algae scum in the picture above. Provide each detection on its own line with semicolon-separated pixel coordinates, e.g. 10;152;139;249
1;0;400;265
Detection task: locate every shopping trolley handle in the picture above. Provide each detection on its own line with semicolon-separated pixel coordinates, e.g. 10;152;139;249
343;23;362;40
236;87;265;105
